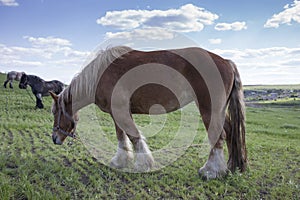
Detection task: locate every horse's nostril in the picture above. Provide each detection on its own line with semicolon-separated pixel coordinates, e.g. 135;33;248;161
52;134;62;145
52;134;57;144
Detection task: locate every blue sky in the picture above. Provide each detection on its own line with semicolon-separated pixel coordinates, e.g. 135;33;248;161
1;0;300;84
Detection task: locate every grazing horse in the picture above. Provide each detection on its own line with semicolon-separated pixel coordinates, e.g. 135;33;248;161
50;46;247;180
3;71;24;89
19;73;64;109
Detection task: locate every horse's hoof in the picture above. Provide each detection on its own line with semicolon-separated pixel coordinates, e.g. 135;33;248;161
198;167;216;180
37;104;44;109
110;159;124;169
110;150;134;169
198;166;228;180
134;153;154;172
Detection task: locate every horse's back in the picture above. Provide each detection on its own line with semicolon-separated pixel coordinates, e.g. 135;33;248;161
28;76;64;96
7;71;17;80
51;80;64;94
96;47;233;114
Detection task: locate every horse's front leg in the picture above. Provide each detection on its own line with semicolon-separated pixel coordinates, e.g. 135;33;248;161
111;111;154;172
110;122;134;169
35;93;44;109
129;133;154;172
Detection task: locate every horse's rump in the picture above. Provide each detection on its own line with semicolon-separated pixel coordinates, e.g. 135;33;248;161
44;80;64;95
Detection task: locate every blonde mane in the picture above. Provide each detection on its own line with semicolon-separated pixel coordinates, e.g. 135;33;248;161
61;46;133;109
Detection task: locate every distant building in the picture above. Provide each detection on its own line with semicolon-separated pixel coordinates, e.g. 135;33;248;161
269;93;278;100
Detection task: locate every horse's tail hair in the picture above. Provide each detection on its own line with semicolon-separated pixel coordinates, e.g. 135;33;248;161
226;60;247;172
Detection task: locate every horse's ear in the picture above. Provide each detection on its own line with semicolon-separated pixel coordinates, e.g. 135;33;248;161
49;91;58;101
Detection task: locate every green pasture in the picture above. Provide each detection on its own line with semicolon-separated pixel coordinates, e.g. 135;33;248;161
0;73;299;199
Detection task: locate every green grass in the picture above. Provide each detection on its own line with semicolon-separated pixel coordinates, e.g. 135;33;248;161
0;73;299;199
257;98;300;108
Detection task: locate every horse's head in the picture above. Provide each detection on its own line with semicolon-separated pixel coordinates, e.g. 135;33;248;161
19;73;28;89
50;91;78;145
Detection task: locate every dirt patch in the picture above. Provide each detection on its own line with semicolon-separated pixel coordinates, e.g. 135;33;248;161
62;156;72;167
7;131;14;145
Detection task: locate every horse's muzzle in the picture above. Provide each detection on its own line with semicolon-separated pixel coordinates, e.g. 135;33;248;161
19;84;27;89
52;134;62;145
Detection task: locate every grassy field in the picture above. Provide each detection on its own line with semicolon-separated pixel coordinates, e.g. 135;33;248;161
0;73;299;199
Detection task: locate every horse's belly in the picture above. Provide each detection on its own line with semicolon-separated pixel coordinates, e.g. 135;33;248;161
130;84;193;114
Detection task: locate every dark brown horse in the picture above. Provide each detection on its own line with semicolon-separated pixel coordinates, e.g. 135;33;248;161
50;46;247;180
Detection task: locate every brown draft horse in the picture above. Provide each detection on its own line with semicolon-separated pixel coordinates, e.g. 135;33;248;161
50;46;247;180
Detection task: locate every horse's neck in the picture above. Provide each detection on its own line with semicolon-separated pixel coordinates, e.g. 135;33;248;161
28;76;42;85
27;76;35;86
65;83;94;113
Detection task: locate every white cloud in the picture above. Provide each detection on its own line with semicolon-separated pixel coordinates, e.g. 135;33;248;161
208;38;222;44
1;35;299;85
97;4;219;37
213;47;300;84
20;36;83;59
105;28;175;40
215;21;247;31
280;59;300;66
24;36;72;47
264;0;300;28
9;60;43;67
0;0;18;6
0;36;90;83
214;47;300;60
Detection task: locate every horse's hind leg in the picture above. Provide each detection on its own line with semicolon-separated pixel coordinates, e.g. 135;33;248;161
110;122;134;169
3;80;9;88
111;111;154;172
198;109;228;180
9;80;13;89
